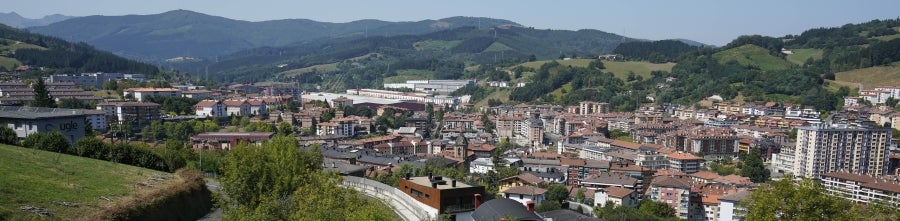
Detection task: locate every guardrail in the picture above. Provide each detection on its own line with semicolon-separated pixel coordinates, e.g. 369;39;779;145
342;176;435;221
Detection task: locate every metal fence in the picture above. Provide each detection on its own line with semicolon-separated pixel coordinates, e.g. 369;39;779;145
342;176;435;221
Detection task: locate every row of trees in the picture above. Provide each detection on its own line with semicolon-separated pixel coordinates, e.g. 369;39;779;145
17;132;189;172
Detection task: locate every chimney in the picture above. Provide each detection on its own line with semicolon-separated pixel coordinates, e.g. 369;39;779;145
405;173;411;180
474;194;483;208
432;182;438;188
428;172;433;180
526;200;535;212
452;179;457;187
331;162;336;168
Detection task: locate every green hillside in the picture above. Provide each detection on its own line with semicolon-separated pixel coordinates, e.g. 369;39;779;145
516;59;675;79
712;44;794;71
835;61;900;88
29;10;519;60
0;38;45;70
785;48;824;65
0;144;175;220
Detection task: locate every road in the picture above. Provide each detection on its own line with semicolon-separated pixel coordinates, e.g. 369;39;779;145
197;180;222;221
340;181;423;221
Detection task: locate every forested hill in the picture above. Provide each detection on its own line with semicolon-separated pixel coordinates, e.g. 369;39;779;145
27;10;520;60
536;18;900;113
191;26;637;84
0;24;159;75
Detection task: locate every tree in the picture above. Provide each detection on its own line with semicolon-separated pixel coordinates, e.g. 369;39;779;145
743;177;859;221
277;121;294;136
31;78;56;108
219;138;393;220
102;79;118;90
545;184;569;203
0;126;16;145
575;189;586;204
589;60;605;69
528;54;537;62
58;98;88;109
637;200;676;218
887;97;900;108
740;148;770;183
22;131;70;154
535;200;561;212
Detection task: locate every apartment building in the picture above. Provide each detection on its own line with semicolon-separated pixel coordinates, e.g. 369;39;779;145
820;171;900;206
96;102;162;132
793;123;891;178
124;87;181;102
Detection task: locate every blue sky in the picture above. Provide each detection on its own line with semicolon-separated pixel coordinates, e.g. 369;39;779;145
8;0;900;46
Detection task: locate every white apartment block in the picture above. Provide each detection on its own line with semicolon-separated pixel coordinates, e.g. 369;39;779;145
793;123;891;179
820;171;900;206
123;87;182;102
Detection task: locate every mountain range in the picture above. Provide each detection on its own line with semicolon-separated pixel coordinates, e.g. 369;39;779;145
0;12;75;28
27;10;521;60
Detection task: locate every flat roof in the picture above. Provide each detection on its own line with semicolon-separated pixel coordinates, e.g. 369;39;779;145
407;176;475;190
305;92;400;105
0;106;89;119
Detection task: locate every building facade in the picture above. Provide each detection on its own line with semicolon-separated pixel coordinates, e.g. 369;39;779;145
793;124;891;178
0;106;89;143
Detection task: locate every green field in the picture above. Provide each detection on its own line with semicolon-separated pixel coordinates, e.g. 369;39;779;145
712;44;794;71
279;62;338;77
786;49;824;65
412;40;462;51
474;89;512;107
482;42;513;52
516;59;675;79
383;69;435;83
835;62;900;88
0;144;174;220
0;56;20;70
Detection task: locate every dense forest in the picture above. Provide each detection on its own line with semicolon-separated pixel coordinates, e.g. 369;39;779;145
612;40;698;63
0;24;160;75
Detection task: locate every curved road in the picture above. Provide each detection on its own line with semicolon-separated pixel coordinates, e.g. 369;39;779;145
340;181;422;221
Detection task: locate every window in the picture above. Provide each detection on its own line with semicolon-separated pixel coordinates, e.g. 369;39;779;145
411;189;424;198
519;194;523;199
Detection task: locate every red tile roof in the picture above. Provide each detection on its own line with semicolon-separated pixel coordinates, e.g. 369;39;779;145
603;186;635;198
503;185;547;196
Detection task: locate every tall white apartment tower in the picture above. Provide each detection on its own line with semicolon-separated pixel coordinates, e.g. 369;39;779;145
793;123;891;179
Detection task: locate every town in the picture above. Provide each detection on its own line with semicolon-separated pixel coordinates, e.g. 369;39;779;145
2;3;900;221
1;66;899;220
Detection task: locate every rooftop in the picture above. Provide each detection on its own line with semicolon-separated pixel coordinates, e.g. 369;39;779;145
0;106;90;119
502;185;548;196
406;176;475;190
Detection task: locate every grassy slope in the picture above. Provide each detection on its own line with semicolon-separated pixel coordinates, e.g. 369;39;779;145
0;144;173;220
412;40;462;51
835;61;900;88
0;39;46;70
516;59;675;79
786;49;824;65
712;44;794;71
383;69;436;83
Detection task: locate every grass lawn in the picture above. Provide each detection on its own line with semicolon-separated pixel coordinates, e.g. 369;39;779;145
835;62;900;89
0;56;20;70
0;144;175;220
712;44;794;71
93;90;121;99
786;49;824;65
473;89;511;108
279;62;338;77
514;59;675;80
413;40;462;51
482;42;513;52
